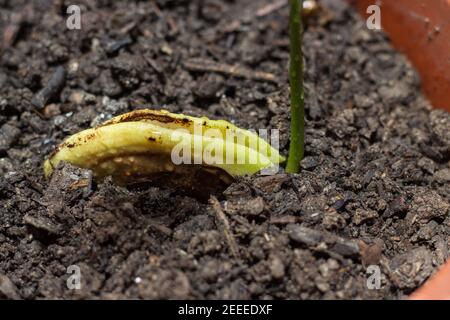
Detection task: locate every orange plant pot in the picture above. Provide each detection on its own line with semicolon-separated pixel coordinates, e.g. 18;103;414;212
350;0;450;112
350;0;450;300
410;261;450;300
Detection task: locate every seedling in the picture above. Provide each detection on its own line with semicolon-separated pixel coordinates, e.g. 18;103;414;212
285;0;305;173
45;2;306;191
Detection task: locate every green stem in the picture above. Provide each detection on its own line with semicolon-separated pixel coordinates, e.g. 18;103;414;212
285;0;305;173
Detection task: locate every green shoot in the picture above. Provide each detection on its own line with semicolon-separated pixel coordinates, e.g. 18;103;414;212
285;0;305;173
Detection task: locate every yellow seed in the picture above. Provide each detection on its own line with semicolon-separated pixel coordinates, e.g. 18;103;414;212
44;109;285;185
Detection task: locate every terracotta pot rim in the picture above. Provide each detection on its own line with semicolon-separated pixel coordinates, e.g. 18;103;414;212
409;259;450;300
350;0;450;300
350;0;450;113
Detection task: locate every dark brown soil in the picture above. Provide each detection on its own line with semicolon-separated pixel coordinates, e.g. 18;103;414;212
1;0;449;300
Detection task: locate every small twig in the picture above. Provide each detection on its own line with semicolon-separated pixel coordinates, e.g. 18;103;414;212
119;21;137;34
146;218;173;237
166;16;179;36
105;35;133;55
144;55;163;74
2;14;23;49
183;58;278;83
256;0;288;17
2;4;33;49
269;215;302;225
210;196;239;258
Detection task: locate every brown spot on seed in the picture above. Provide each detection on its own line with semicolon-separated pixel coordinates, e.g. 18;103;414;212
48;146;60;159
81;132;96;144
100;110;194;128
